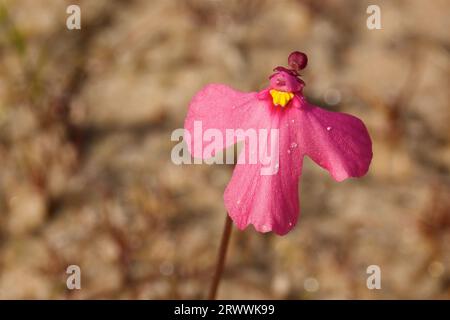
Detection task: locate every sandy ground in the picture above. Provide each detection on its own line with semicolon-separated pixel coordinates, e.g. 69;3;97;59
0;0;449;299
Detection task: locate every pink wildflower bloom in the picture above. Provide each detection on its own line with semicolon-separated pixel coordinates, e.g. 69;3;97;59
184;51;372;235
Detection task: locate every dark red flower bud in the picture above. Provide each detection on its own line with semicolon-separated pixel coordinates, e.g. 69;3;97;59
288;51;308;73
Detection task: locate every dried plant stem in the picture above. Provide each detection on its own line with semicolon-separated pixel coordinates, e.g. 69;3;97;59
208;214;233;300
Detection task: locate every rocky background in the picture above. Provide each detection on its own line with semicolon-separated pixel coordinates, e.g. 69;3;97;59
0;0;448;299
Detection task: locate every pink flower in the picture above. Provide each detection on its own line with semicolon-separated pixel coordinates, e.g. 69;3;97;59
184;51;372;235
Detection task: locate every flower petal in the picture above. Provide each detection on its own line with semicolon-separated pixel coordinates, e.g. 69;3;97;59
297;102;372;181
224;107;303;235
184;84;262;159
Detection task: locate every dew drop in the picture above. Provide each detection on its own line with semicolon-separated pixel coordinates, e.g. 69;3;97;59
327;126;332;131
291;119;295;123
275;163;279;170
290;142;298;149
288;221;293;227
237;199;241;205
287;149;291;154
261;224;270;232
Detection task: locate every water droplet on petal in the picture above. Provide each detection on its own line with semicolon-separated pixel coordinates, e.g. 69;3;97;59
291;119;295;123
287;149;291;154
237;199;241;205
276;78;286;86
290;142;298;149
288;221;293;227
261;224;270;232
327;126;332;131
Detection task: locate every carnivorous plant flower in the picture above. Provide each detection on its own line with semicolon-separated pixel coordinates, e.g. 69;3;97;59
184;51;372;235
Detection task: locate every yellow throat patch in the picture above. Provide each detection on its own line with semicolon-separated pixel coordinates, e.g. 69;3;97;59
269;89;294;107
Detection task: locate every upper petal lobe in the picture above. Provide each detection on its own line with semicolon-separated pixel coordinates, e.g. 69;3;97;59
296;102;372;181
184;84;260;158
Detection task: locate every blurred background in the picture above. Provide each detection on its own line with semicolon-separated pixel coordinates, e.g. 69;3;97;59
0;0;449;299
